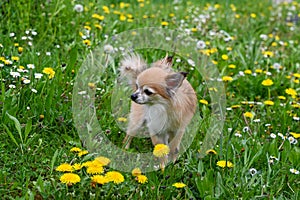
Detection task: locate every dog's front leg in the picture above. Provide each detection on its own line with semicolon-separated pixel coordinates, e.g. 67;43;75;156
169;128;185;163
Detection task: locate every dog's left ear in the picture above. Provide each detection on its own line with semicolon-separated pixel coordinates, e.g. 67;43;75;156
165;72;187;90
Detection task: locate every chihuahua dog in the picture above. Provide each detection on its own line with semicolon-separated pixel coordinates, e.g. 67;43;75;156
120;54;197;165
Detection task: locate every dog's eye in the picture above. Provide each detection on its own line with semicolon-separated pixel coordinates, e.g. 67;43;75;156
144;89;154;95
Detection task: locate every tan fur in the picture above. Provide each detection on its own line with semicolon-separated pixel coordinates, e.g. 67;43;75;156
120;54;197;169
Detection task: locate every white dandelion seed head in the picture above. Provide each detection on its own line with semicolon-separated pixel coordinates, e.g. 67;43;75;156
196;40;206;49
104;44;114;54
249;168;257;176
74;4;84;12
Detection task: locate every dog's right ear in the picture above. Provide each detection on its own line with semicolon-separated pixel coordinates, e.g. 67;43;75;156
165;72;185;91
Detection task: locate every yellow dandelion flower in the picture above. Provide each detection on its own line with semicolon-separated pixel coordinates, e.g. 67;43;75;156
117;117;127;122
78;150;88;157
217;160;234;168
12;56;20;61
88;82;96;89
244;112;254;118
262;51;274;58
91;175;109;185
136;175;148;184
70;147;82;152
222;76;233;82
102;6;110;14
228;64;236;69
43;67;55;79
255;69;263;73
84;25;91;31
94;24;102;30
120;15;126;21
221;54;229;61
86;162;104;174
95;156;111;166
199;99;208;105
60;173;80;185
264;100;274;106
83;39;91;46
278;96;286;100
206;149;217;155
235;14;240;19
72;163;82;171
56;163;73;172
290;132;300;139
81;161;93;168
285;88;297;98
153;144;170;158
18;47;23;53
132;168;142;177
212;60;218;65
172;182;186;188
244;69;252;75
161;21;169;26
191;27;197;32
92;14;105;21
105;171;124;184
250;13;256;18
261;79;274;86
293;73;300;78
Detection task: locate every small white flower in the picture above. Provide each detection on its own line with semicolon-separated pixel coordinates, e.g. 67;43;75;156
9;33;15;37
31;31;37;36
23;79;30;84
260;34;268;41
270;133;276;139
226;107;232;111
290;168;299;175
249;168;257;176
9;84;16;89
27;106;30;110
253;119;261;122
74;4;84;12
21;36;27;40
46;52;51;56
265;72;272;76
25;30;30;35
196;40;206;49
293;116;300;121
270;156;279;161
56;44;60;48
28;41;32;46
36;52;40;56
176;58;181;63
78;91;87;95
288;136;297;144
31;88;38;93
10;71;21;78
234;132;242;137
187;59;195;67
27;64;35;69
165;37;171;41
0;63;4;67
34;73;43;79
273;63;281;71
239;71;245;76
265;124;271;127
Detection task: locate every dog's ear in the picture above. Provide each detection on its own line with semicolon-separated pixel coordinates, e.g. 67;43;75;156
165;72;186;90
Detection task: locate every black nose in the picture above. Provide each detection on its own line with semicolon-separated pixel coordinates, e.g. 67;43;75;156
131;93;138;101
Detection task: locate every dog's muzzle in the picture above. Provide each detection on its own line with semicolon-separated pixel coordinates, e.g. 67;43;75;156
131;93;138;101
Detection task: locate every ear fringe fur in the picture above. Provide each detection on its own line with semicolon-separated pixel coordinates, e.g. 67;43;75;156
119;53;147;87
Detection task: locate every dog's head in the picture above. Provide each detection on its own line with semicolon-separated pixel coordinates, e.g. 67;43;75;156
131;67;187;105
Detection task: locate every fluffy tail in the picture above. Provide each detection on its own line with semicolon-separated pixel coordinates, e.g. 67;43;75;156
119;53;147;89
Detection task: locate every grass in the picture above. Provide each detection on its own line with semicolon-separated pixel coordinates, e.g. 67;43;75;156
0;0;299;199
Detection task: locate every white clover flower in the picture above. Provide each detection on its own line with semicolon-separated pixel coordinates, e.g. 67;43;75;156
270;133;276;139
74;4;84;12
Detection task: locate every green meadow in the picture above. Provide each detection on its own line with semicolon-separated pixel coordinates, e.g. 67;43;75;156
0;0;299;199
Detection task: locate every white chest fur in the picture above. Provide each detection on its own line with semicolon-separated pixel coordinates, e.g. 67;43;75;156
145;104;169;135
